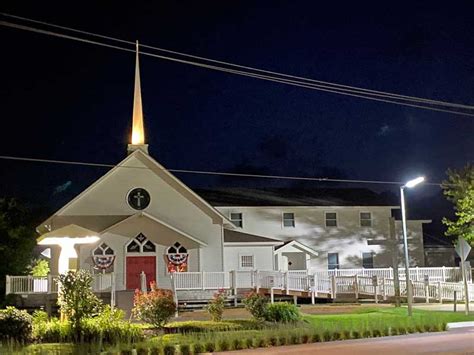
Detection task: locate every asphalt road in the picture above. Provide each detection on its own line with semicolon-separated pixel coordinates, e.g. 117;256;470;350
221;328;474;355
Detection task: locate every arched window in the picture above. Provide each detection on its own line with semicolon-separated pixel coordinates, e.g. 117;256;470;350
166;242;188;273
92;243;115;270
126;233;156;253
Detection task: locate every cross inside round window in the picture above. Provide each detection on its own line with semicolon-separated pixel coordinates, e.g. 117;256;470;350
127;188;151;210
166;242;188;273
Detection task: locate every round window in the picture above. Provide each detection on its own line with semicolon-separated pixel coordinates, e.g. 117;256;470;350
127;188;151;210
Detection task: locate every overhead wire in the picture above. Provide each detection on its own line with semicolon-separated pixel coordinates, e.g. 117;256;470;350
2;12;474;111
1;18;474;117
0;155;445;187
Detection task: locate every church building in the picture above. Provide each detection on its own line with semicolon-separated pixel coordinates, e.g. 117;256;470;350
36;44;429;296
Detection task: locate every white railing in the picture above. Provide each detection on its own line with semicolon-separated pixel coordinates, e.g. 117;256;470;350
172;272;231;290
312;267;467;283
6;273;114;295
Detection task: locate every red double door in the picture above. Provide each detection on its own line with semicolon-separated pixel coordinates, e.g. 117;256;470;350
126;256;156;290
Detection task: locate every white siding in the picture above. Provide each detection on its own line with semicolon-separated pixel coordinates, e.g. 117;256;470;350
217;206;427;269
224;246;274;271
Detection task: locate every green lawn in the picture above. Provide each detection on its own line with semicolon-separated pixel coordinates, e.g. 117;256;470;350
303;306;474;334
12;307;474;354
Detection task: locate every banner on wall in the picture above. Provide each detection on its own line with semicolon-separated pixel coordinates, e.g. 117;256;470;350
166;253;188;273
93;255;115;270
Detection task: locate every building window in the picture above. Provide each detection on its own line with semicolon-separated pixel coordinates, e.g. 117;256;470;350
362;252;374;268
325;212;337;227
230;213;243;228
283;213;295;227
360;212;372;227
328;253;339;269
126;233;156;253
240;255;254;269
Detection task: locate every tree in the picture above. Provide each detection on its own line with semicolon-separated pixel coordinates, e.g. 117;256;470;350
29;259;50;277
442;164;474;245
0;198;37;303
57;270;103;340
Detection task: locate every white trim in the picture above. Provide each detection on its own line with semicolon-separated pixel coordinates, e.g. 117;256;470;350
238;253;255;270
124;235;159;290
229;211;244;228
101;212;208;247
282;212;295;228
224;242;284;246
274;240;319;257
325;211;338;228
359;211;372;228
37;150;235;233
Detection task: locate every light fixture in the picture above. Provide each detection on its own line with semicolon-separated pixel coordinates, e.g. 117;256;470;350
400;176;425;316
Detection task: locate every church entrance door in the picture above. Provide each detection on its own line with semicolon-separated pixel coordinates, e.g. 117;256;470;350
126;256;156;290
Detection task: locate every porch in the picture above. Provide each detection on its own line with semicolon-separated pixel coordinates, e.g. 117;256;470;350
6;266;471;309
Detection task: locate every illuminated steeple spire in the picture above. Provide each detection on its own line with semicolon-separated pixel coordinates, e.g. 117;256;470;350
128;41;149;154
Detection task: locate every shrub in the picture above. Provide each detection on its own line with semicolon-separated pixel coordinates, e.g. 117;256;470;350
217;338;230;351
278;334;287;345
264;303;300;323
311;332;321;342
33;317;71;342
243;292;269;321
57;270;103;340
165;320;244;333
192;342;204;354
269;335;279;346
204;341;215;352
180;344;191;355
0;306;33;342
245;337;254;348
163;343;176;355
132;282;176;328
205;289;226;322
322;330;332;341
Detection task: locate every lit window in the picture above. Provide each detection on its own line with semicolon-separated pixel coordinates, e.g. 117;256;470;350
328;253;339;270
360;212;372;227
240;255;254;269
230;213;243;228
362;252;374;268
283;213;295;227
325;212;337;227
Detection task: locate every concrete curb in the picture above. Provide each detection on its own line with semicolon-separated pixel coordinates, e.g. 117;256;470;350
446;321;474;330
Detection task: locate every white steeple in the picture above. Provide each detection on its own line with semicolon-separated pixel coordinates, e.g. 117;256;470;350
127;41;149;155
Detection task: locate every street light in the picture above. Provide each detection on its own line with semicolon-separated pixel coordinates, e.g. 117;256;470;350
400;176;424;316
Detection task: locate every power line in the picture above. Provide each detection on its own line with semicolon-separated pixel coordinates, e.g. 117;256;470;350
0;155;445;187
2;12;474;111
1;18;474;117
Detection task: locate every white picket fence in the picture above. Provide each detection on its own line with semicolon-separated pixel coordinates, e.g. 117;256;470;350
5;267;472;305
6;273;115;295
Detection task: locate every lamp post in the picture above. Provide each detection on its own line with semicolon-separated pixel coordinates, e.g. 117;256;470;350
400;176;424;316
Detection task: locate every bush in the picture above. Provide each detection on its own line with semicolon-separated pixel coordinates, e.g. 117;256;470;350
0;306;33;342
192;342;204;353
205;289;226;322
165;320;244;333
243;292;269;321
33;317;71;342
33;307;143;344
132;282;176;328
163;343;176;355
217;338;230;351
264;303;300;323
57;270;103;340
180;343;191;355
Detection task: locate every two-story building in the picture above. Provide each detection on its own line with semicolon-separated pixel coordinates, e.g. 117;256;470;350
33;45;430;295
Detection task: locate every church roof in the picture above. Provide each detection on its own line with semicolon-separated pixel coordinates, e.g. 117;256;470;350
196;187;398;207
223;229;283;245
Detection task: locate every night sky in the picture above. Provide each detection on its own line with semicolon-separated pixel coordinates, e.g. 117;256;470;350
0;2;473;236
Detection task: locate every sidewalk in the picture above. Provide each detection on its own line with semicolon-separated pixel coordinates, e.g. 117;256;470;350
413;302;474;313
